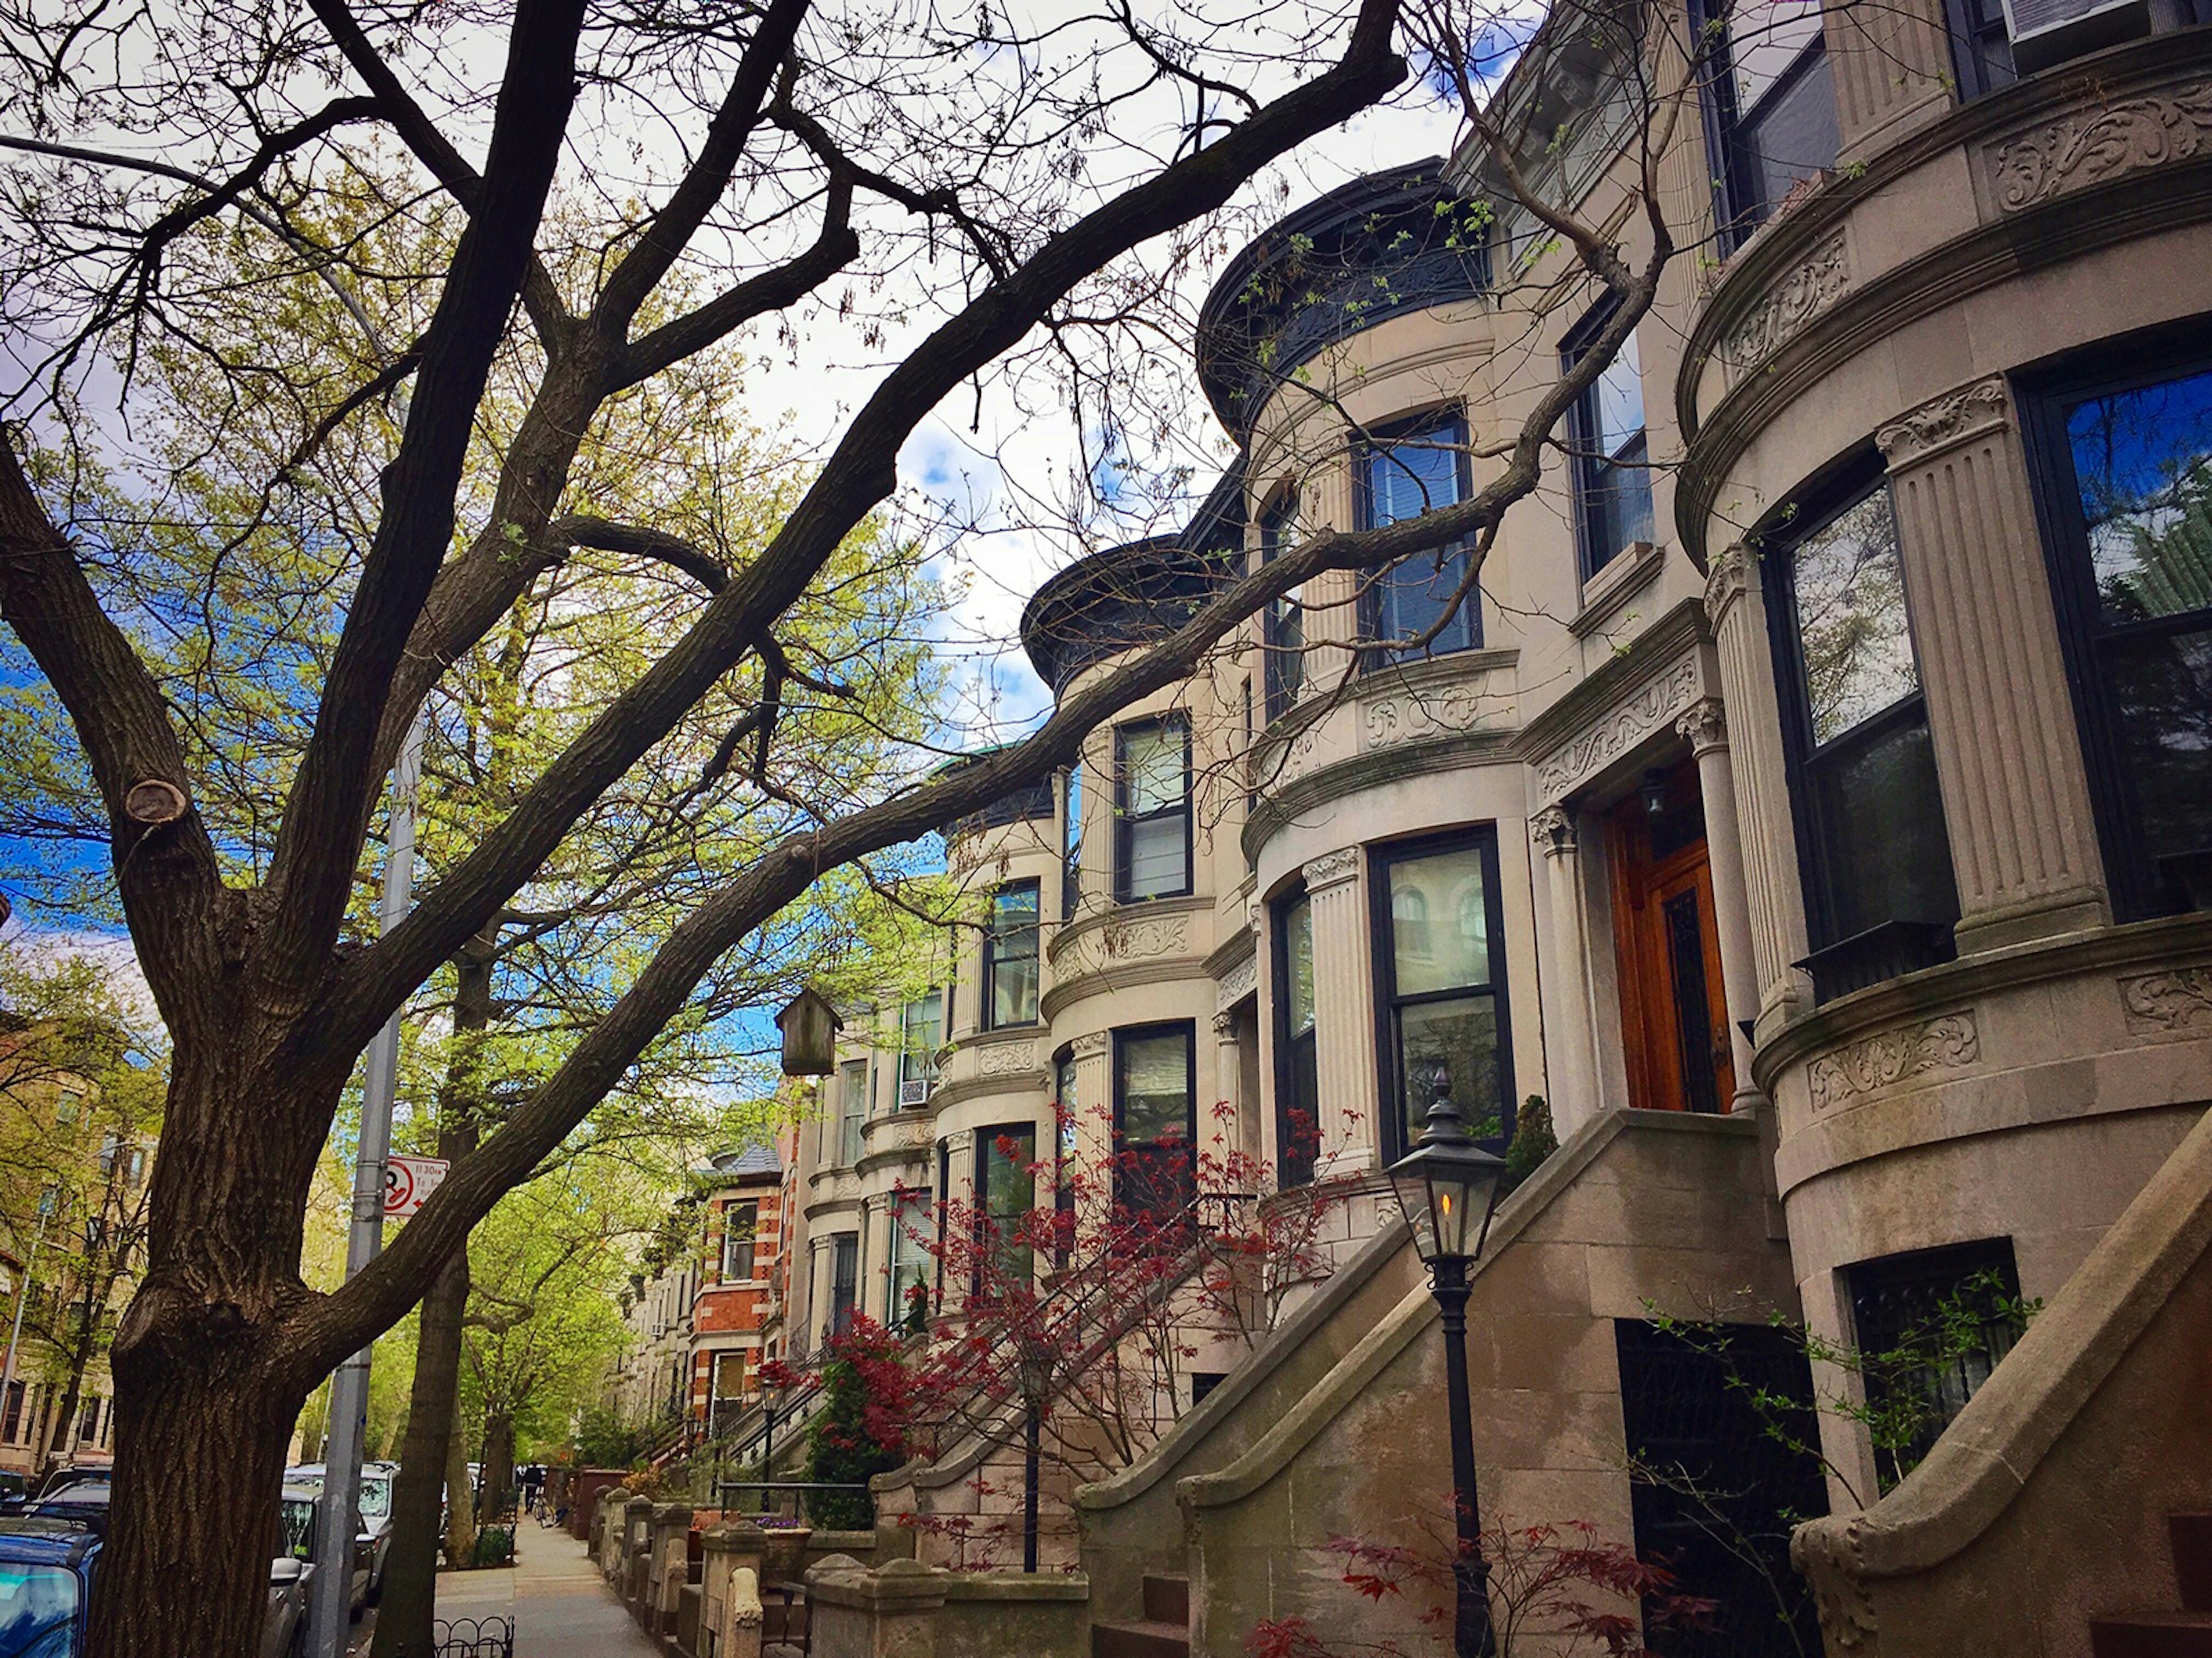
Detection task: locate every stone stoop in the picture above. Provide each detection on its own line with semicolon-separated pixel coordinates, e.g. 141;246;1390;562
2090;1514;2212;1657
1090;1572;1190;1658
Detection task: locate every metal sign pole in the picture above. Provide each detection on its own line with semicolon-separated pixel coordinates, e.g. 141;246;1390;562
309;711;426;1658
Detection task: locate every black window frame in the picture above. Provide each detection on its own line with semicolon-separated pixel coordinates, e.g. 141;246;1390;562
1113;714;1194;902
1271;883;1321;1190
982;878;1042;1029
1369;829;1515;1163
2018;323;2212;922
836;1058;869;1166
1354;408;1482;665
1688;0;1843;253
1062;763;1084;922
1260;486;1308;722
721;1198;760;1282
971;1119;1040;1301
1763;464;1961;1001
1562;296;1657;584
897;990;944;1101
828;1231;859;1339
1111;1020;1199;1228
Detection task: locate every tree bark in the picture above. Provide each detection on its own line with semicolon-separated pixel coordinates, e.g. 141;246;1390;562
475;1408;513;1530
442;1396;478;1568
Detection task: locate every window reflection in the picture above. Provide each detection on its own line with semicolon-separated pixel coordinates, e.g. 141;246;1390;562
1378;838;1508;1152
1791;490;1921;747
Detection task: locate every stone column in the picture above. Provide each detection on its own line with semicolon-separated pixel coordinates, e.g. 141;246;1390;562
1677;699;1764;1113
1825;0;1957;164
1529;808;1601;1138
1705;547;1816;1032
1302;846;1380;1175
1878;378;2111;953
1065;1033;1112;1244
1211;1008;1246;1183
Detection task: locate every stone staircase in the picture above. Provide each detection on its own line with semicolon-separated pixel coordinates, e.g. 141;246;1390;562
1090;1570;1191;1658
2090;1515;2212;1657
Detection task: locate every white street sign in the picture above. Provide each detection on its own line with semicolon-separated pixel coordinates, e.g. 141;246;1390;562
382;1155;449;1219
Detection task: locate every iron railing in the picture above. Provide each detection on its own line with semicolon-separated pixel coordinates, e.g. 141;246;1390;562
433;1615;513;1658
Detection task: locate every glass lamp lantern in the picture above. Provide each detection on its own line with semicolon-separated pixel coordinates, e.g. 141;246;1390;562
1388;1088;1508;1266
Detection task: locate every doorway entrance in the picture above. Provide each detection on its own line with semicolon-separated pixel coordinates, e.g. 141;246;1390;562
1609;763;1734;1114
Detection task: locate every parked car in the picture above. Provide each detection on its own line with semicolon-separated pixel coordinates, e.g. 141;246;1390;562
0;1473;28;1516
19;1485;105;1533
0;1524;98;1658
269;1485;326;1658
282;1462;388;1609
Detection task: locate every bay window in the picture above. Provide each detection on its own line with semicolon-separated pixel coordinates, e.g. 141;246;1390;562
984;881;1041;1028
1768;476;1960;1000
1113;1023;1196;1227
1115;716;1192;900
1695;0;1841;248
889;1187;930;1329
838;1059;868;1165
1358;410;1479;660
1372;833;1512;1157
1272;887;1320;1188
898;992;942;1104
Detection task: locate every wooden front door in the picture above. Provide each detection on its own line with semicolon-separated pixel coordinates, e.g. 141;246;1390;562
1610;767;1736;1114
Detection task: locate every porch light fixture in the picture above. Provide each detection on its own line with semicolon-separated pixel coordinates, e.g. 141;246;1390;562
1639;767;1671;821
1387;1085;1508;1658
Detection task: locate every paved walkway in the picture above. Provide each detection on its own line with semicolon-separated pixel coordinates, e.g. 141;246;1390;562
505;1520;661;1657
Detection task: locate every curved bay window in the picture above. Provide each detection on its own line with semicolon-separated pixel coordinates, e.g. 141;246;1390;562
1768;477;1960;1001
972;1122;1037;1300
1357;410;1480;661
1371;832;1513;1157
2028;349;2212;918
984;880;1041;1028
1272;886;1320;1187
1115;716;1192;900
1693;0;1841;249
1113;1022;1196;1228
1261;488;1307;722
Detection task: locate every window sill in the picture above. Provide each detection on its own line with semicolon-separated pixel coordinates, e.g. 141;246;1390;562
1569;541;1665;639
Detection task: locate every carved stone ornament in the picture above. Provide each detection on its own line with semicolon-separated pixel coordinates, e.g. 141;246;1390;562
1989;81;2212;211
1362;680;1497;750
1722;228;1850;378
1069;1032;1110;1059
2118;966;2212;1032
1529;807;1577;858
1533;657;1702;800
1806;1012;1980;1112
1211;1010;1239;1039
1875;377;2010;470
1216;954;1260;1011
1704;544;1755;631
1302;847;1362;889
1098;913;1190;960
1789;1516;1880;1650
1675;698;1727;756
974;1040;1039;1078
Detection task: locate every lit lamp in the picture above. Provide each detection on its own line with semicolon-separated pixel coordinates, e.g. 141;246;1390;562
1387;1082;1508;1658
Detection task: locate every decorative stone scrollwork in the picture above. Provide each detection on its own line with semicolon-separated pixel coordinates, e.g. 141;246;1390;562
1704;544;1755;631
1989;82;2212;210
1533;657;1702;800
1302;847;1362;889
1789;1516;1880;1650
1676;698;1728;757
1216;955;1260;1011
1361;681;1496;750
1211;1010;1239;1039
974;1040;1039;1077
1875;377;2010;470
1069;1032;1109;1059
1098;914;1190;960
1806;1012;1980;1112
1722;228;1850;377
2118;966;2212;1032
1529;807;1577;858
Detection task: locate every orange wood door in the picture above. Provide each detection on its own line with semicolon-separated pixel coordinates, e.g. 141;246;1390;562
1610;782;1736;1114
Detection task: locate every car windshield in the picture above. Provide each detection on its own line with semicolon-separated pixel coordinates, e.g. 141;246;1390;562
357;1478;391;1522
0;1564;80;1658
278;1500;316;1561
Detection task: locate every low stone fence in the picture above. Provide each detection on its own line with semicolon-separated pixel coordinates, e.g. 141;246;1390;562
805;1555;1090;1658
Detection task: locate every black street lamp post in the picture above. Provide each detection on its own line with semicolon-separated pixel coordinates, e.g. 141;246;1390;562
1387;1085;1509;1658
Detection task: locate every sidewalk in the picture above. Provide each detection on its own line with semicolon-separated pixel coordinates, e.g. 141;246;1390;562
506;1519;662;1657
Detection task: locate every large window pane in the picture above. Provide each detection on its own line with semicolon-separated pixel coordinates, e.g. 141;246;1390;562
899;994;942;1096
976;1124;1037;1296
1062;765;1084;920
986;883;1040;1028
890;1188;930;1328
1803;718;1957;942
1263;490;1307;722
1119;1032;1191;1144
1117;718;1191;900
1123;725;1185;812
1399;995;1502;1146
1388;847;1493;995
1569;321;1656;578
2066;365;2212;627
1792;490;1920;746
1276;891;1320;1188
1706;0;1840;239
1362;414;1478;657
2109;629;2212;872
839;1060;868;1165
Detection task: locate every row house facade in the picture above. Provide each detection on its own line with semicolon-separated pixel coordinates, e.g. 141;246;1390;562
771;0;2212;1648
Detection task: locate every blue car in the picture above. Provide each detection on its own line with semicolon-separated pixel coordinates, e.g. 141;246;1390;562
0;1525;100;1658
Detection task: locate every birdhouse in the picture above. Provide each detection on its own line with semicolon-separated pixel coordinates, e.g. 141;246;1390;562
775;987;844;1077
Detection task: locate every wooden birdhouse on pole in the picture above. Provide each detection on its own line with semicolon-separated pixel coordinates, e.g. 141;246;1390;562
776;986;843;1076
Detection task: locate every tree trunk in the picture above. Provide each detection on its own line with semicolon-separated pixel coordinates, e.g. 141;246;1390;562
442;1397;478;1568
368;1244;471;1657
88;1336;301;1658
475;1407;514;1529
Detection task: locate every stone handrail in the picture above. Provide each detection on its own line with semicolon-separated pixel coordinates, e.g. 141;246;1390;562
1789;1101;2212;1646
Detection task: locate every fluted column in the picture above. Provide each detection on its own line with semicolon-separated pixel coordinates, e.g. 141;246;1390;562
1879;378;2110;953
1825;0;1956;165
1066;1033;1113;1246
1676;699;1764;1113
1302;846;1380;1176
1529;808;1601;1138
1704;547;1816;1031
1210;1008;1249;1180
